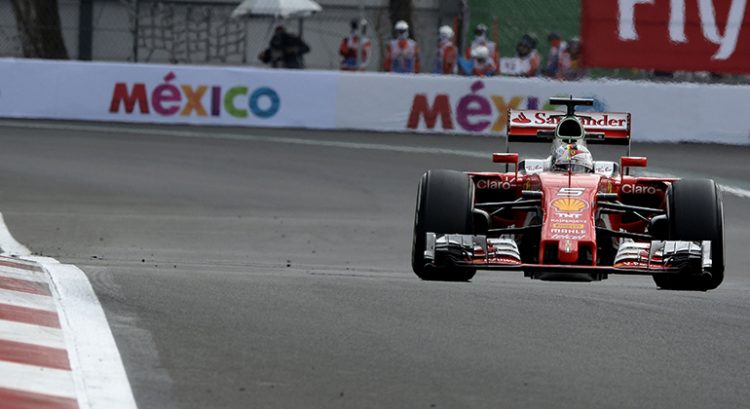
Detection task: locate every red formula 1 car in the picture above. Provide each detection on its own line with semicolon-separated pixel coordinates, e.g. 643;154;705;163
412;97;724;291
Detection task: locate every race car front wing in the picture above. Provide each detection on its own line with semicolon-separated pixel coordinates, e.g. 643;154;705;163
423;233;712;277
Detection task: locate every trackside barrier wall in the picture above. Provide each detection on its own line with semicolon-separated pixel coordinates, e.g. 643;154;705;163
0;59;748;144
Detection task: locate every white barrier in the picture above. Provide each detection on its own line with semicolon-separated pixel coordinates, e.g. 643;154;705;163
0;59;748;144
0;59;338;129
337;72;750;144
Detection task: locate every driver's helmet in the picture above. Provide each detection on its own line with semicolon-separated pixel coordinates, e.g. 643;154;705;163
552;143;594;173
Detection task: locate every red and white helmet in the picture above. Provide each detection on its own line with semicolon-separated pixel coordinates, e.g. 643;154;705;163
552;143;593;173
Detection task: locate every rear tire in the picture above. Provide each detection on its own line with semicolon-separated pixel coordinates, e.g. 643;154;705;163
652;179;724;291
412;170;476;281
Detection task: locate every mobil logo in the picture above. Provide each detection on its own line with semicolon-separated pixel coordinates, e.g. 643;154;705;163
109;71;281;119
406;80;540;133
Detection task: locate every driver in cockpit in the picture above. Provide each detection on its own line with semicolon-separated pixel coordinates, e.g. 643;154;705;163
551;143;594;173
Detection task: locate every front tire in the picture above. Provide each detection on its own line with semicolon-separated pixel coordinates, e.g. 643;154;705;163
412;170;476;281
653;179;725;291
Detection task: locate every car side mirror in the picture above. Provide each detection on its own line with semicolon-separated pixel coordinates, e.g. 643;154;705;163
493;153;519;176
620;156;647;176
621;156;647;168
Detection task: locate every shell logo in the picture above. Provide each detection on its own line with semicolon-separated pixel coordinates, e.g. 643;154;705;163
551;198;587;212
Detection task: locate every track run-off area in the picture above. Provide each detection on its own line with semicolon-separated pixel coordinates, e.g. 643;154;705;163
0;120;749;409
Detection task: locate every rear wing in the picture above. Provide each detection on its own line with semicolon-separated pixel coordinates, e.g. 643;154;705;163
506;109;631;146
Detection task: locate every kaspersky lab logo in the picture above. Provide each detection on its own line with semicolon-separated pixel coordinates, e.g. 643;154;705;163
109;72;280;119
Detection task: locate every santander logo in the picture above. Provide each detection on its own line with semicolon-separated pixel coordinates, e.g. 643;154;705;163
512;112;531;124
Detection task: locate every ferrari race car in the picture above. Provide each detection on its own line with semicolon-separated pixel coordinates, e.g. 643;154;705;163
412;97;724;291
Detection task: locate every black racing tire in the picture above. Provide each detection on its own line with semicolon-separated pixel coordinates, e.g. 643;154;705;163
653;179;725;291
411;170;477;281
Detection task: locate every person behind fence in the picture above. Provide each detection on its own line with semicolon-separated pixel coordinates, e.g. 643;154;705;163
542;32;566;77
470;45;497;77
384;20;420;73
515;33;541;77
258;25;310;69
465;24;499;68
557;36;587;80
339;19;371;71
433;25;457;74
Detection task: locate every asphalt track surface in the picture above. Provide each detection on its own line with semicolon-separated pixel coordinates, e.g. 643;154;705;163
0;120;749;409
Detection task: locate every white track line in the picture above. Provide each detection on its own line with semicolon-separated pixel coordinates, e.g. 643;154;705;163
717;184;750;199
3;120;749;199
644;169;750;199
0;120;490;156
0;360;77;399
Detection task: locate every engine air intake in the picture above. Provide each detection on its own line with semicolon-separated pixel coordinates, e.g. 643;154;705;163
556;117;584;140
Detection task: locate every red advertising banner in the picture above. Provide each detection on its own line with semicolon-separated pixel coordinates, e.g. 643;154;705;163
582;0;750;73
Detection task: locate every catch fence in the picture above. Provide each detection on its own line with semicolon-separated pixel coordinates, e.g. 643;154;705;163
0;0;446;72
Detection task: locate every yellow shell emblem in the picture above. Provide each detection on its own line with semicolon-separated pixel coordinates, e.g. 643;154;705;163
551;198;587;212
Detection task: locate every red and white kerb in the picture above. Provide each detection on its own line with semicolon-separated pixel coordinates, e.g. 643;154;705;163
0;257;79;409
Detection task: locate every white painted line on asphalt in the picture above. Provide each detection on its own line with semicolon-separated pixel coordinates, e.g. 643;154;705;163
0;288;58;312
644;170;750;199
4;119;750;199
718;184;750;199
0;360;77;399
0;319;66;349
0;120;490;156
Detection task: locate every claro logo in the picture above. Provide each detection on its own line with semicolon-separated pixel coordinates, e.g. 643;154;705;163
621;184;658;194
109;72;281;119
476;178;516;190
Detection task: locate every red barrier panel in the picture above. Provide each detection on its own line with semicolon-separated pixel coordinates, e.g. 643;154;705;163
582;0;750;73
